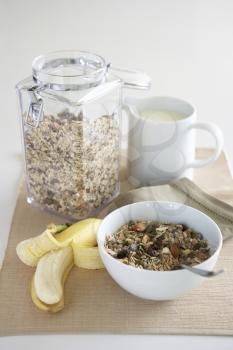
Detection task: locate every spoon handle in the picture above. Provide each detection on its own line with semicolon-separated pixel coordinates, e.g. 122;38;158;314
181;264;224;278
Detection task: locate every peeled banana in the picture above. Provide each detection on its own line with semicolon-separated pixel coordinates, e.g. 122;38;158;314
17;218;104;313
31;277;64;313
16;218;101;267
31;246;73;312
16;223;68;266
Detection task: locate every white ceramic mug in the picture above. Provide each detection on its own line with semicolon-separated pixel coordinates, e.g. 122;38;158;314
125;96;224;186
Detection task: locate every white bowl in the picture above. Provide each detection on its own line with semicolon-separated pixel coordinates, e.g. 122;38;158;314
97;201;223;300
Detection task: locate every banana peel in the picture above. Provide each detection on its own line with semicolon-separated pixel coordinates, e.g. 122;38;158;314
72;244;104;269
56;218;102;247
71;220;104;269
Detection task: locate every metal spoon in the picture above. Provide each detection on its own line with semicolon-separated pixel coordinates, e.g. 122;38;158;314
181;233;231;277
181;264;224;278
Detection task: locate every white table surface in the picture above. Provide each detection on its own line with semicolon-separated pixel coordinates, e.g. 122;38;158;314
1;155;233;349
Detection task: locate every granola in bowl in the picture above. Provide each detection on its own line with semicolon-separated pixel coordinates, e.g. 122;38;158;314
105;220;210;271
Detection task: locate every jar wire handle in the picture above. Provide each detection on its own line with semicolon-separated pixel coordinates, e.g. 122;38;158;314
108;64;151;90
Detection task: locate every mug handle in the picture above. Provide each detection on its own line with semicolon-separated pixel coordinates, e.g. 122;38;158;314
186;122;224;168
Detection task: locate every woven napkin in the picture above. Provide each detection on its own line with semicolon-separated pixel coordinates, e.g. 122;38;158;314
0;150;233;336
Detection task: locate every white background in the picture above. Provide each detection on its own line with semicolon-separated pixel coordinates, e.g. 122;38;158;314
0;0;233;348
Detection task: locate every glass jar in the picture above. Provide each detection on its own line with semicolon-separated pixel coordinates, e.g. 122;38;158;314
16;51;150;220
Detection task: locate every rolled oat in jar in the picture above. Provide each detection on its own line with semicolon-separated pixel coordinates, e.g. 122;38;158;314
16;51;150;219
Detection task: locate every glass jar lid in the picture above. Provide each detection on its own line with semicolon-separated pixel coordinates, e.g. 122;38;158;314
32;50;151;92
32;50;108;91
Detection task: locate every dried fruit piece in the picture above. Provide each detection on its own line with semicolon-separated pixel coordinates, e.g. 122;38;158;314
117;249;128;259
131;223;146;232
193;242;201;250
145;223;157;234
170;243;181;258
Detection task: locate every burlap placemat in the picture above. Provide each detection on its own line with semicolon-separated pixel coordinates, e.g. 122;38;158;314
0;149;233;336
